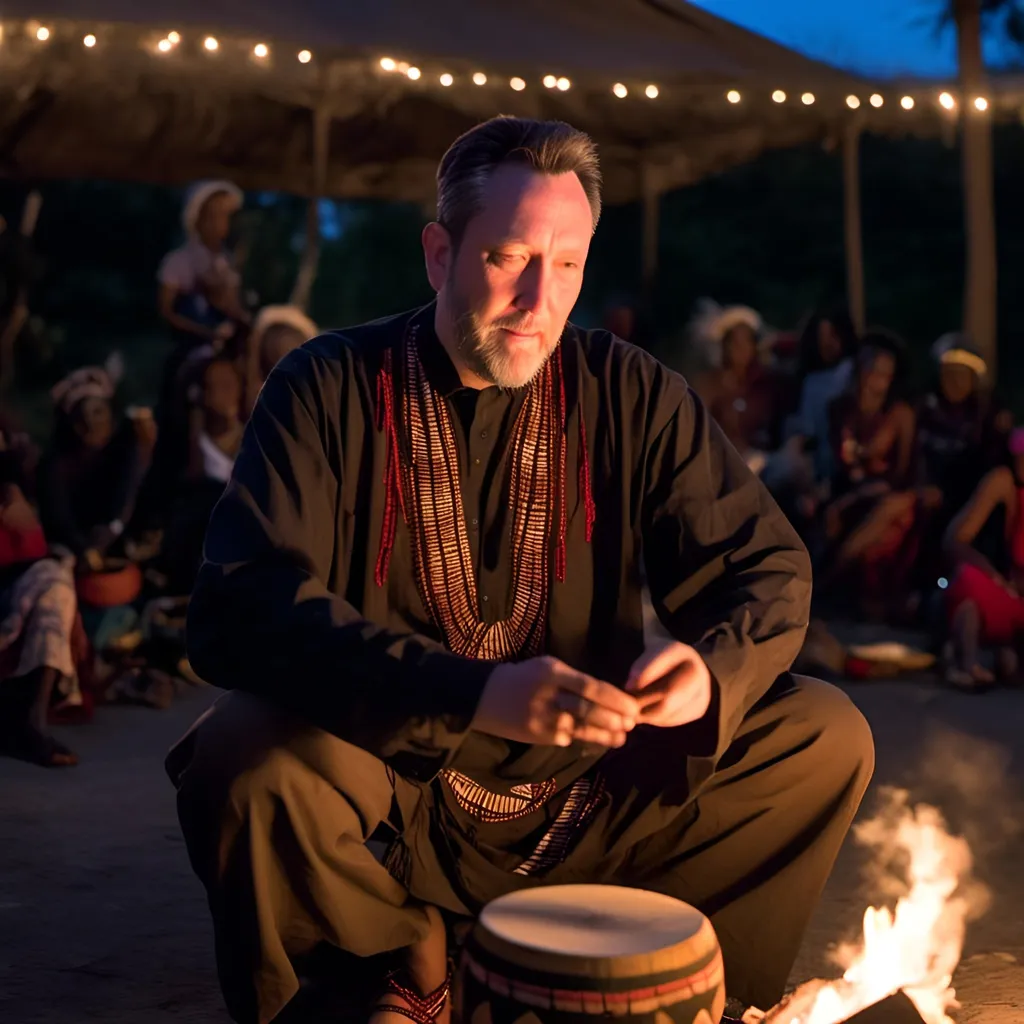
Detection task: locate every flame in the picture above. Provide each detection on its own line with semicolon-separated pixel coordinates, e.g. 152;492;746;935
765;788;981;1024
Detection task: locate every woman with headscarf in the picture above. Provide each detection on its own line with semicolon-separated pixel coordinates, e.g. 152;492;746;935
243;305;318;417
691;301;785;472
37;364;156;569
914;334;1011;593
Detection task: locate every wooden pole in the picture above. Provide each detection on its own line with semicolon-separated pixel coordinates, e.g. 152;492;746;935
842;119;866;336
956;0;998;374
289;96;332;312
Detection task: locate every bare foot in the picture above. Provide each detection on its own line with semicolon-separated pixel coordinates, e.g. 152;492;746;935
372;905;451;1024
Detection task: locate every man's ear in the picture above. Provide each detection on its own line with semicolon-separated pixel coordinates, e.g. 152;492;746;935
422;221;453;292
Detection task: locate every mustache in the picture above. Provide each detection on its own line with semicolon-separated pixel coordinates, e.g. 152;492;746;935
490;312;537;334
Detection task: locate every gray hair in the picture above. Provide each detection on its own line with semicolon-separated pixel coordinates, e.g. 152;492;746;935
436;116;602;249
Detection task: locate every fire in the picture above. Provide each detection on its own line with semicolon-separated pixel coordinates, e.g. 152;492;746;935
764;788;983;1024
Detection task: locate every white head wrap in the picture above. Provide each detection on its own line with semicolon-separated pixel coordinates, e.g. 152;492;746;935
182;180;243;238
688;300;763;367
250;305;318;352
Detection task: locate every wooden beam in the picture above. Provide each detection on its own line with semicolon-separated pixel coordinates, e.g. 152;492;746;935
842;117;866;335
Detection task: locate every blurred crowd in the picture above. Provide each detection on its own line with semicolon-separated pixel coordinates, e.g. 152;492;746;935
1;180;1022;770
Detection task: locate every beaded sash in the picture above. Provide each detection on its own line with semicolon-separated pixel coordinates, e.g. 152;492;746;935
395;324;564;661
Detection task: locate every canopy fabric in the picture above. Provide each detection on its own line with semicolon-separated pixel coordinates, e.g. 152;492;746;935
0;2;873;203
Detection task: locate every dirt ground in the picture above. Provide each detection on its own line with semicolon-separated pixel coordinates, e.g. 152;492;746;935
2;674;1024;1024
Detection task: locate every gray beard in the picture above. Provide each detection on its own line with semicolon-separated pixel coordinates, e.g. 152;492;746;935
452;307;554;390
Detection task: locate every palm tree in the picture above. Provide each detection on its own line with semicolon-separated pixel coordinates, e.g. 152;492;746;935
949;0;1023;376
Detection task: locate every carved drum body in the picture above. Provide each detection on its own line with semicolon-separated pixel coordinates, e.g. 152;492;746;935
458;885;725;1024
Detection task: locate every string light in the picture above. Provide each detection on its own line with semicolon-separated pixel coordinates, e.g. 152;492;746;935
510;76;526;91
613;82;628;98
772;89;787;103
846;95;861;109
380;56;396;71
645;84;659;98
543;74;557;88
939;92;956;110
253;43;269;59
901;95;915;109
801;92;815;105
406;66;421;80
974;96;989;111
870;93;884;108
35;25;50;41
298;49;312;63
157;38;172;52
83;33;96;48
167;31;180;44
203;36;219;51
556;77;570;91
439;73;453;86
726;89;741;104
472;72;487;85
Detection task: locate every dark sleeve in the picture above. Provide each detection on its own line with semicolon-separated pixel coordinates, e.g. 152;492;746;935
186;348;495;780
641;374;812;761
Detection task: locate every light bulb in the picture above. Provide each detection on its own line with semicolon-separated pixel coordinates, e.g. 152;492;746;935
772;89;787;103
974;96;988;111
870;93;884;108
543;75;557;89
726;90;741;104
83;33;97;48
298;49;312;63
801;92;815;105
645;84;659;98
472;72;487;86
380;57;396;71
613;83;628;98
440;73;453;87
167;31;180;44
901;95;915;110
157;38;172;53
204;36;219;52
406;66;421;80
253;43;269;59
510;77;526;91
35;26;50;41
846;95;861;109
556;77;570;91
939;91;956;110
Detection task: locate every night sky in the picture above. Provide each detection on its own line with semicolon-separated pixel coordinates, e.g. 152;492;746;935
691;0;1021;77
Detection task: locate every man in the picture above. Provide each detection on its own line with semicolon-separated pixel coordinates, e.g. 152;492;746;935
168;117;873;1024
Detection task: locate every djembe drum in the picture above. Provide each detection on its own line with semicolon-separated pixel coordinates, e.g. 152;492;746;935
457;885;725;1024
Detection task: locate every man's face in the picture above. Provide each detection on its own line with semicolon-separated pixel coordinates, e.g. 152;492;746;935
433;164;592;389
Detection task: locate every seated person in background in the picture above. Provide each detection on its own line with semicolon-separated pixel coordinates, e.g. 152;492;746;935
915;334;1011;591
822;331;936;615
161;357;245;595
691;302;785;473
37;366;156;571
0;450;79;767
243;305;317;417
787;309;859;484
941;427;1024;690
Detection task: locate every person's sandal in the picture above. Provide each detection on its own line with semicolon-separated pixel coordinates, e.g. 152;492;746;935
373;961;454;1024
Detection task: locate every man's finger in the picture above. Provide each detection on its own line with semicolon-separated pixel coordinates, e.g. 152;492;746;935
557;670;640;720
553;692;635;734
569;722;628;748
627;645;698;692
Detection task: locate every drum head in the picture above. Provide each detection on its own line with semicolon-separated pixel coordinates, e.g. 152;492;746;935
479;885;706;959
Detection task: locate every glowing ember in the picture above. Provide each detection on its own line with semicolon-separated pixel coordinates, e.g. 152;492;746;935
765;788;983;1024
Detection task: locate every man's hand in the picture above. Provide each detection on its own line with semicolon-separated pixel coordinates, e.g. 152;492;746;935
473;656;640;748
625;642;712;728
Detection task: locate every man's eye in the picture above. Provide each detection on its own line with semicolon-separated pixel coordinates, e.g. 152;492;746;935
490;252;524;266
